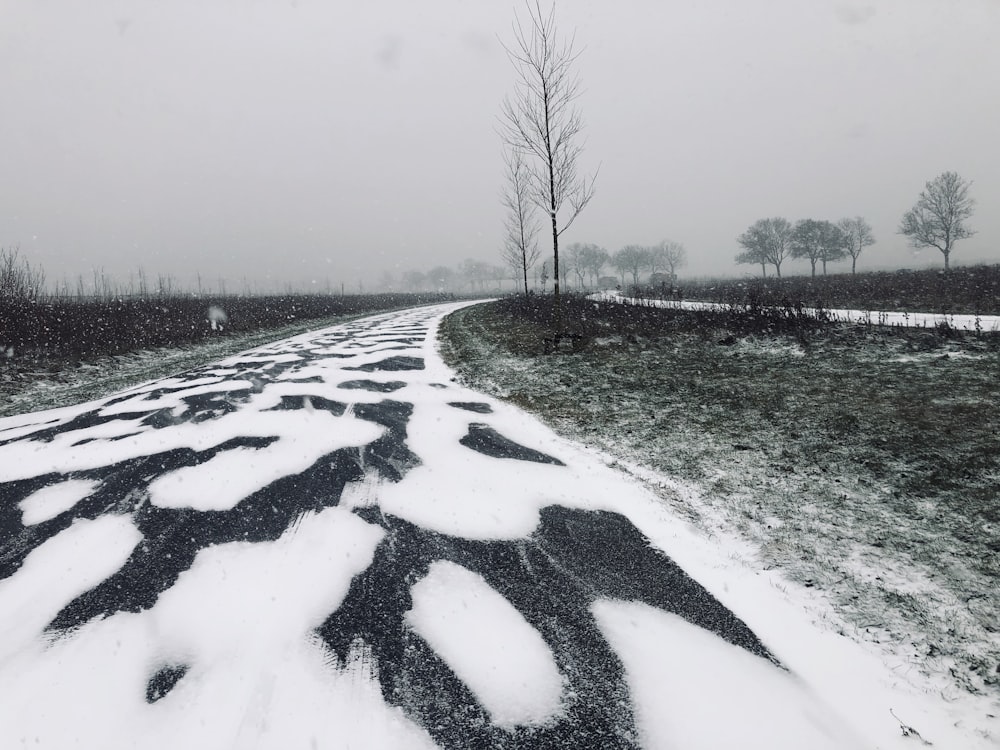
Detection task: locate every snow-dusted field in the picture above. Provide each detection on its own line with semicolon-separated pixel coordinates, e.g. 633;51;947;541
0;302;995;748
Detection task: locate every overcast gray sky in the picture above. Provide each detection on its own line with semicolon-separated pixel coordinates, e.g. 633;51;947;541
1;0;998;291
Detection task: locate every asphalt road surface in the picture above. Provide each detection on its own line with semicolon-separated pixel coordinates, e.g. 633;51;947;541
0;302;858;749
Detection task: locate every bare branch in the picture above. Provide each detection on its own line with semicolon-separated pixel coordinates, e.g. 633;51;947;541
499;1;597;311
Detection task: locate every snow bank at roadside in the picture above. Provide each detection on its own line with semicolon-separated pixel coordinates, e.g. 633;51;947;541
593;599;854;750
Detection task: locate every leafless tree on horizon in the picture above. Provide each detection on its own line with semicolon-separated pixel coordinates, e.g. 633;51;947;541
737;217;794;278
500;0;597;318
899;171;975;270
500;149;542;296
651;240;687;279
791;219;846;277
612;245;650;288
837;217;875;275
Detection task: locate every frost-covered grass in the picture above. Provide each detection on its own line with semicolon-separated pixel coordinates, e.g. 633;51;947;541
439;299;1000;700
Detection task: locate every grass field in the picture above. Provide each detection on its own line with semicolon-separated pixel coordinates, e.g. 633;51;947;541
439;297;1000;699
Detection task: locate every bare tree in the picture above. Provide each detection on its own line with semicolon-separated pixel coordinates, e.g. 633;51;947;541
612;245;650;288
817;223;847;275
580;243;609;287
567;242;588;288
790;219;823;277
566;242;607;287
791;219;845;277
500;0;597;318
899;171;975;270
610;251;628;286
837;216;875;275
651;240;686;279
559;249;572;290
737;217;793;278
736;248;768;278
500;148;542;296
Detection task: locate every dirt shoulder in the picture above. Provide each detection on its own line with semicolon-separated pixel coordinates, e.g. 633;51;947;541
439;300;1000;699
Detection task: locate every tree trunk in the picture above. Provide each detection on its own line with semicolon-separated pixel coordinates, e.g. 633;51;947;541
810;260;816;278
550;210;561;326
852;256;857;275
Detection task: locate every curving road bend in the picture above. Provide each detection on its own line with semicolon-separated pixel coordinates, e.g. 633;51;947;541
0;302;862;749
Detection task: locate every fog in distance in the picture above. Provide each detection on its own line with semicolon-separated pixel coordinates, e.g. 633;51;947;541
1;0;997;291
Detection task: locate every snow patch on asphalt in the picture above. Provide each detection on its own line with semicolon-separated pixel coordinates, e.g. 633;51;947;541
148;411;383;511
0;400;383;485
406;560;564;728
18;478;100;525
0;515;141;664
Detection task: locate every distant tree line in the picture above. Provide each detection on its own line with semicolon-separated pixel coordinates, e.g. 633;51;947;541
395;239;689;297
736;171;976;278
391;260;512;294
491;238;691;297
736;216;875;279
608;241;687;288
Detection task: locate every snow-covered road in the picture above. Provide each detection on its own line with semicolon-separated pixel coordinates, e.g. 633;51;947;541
0;303;983;749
